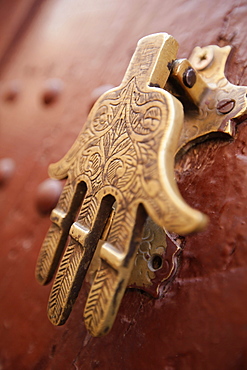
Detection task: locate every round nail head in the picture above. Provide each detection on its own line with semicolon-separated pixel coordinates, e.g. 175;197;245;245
0;158;16;185
183;67;196;88
42;78;63;105
3;80;21;102
35;179;63;214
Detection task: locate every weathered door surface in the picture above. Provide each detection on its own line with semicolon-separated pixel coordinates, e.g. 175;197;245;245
1;1;247;369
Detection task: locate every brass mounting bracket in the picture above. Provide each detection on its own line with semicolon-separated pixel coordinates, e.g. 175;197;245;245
36;33;247;337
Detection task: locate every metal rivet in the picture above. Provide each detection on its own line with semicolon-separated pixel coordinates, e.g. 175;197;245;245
42;78;63;106
217;99;235;114
89;84;114;112
35;179;63;215
183;67;196;88
3;80;21;102
0;158;16;185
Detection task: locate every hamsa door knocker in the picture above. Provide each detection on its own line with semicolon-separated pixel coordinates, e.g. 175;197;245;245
36;33;247;337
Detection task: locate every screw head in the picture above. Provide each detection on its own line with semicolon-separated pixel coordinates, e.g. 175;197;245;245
217;99;235;114
183;67;197;88
192;47;214;71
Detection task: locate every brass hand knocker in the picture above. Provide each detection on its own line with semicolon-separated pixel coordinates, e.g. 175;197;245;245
36;33;247;337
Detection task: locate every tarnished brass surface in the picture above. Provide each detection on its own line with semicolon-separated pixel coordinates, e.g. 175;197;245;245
36;32;247;337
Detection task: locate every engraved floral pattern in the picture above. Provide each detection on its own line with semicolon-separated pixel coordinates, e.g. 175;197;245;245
36;34;203;337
